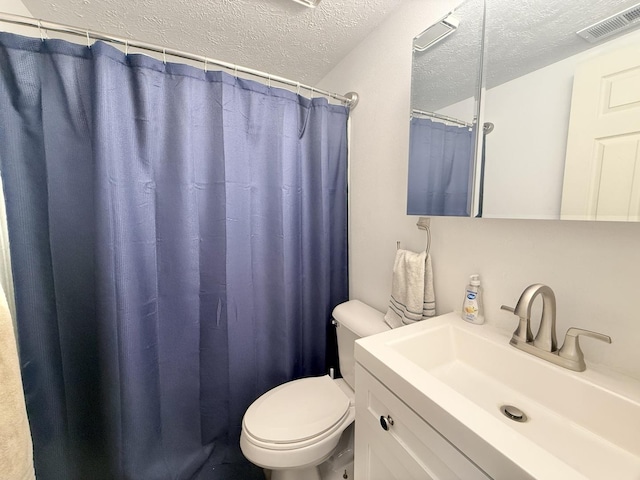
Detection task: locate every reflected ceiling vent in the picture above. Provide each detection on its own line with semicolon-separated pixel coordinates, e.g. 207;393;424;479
413;13;459;52
577;2;640;43
291;0;321;7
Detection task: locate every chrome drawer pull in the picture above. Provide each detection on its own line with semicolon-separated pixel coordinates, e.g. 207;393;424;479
379;415;394;431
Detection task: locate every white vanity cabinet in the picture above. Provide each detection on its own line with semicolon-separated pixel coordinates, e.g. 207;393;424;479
354;365;490;480
353;312;640;480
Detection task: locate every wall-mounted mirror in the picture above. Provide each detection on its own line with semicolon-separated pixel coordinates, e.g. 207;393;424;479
482;0;640;221
408;0;640;222
407;0;484;216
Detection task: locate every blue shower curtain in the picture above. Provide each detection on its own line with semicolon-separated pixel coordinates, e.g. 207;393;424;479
0;32;348;480
407;117;474;216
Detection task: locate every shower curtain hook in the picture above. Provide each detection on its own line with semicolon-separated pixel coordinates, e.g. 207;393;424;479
203;58;208;73
86;30;91;48
267;75;272;89
296;82;301;95
125;40;129;56
310;87;314;99
162;49;167;64
37;21;45;42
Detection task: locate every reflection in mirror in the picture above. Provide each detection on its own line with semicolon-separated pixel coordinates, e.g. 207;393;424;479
481;0;640;221
406;0;485;216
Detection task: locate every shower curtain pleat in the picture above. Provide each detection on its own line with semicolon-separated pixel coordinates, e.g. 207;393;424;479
0;31;348;480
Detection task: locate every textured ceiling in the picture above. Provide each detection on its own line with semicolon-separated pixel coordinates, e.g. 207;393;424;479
20;0;408;84
412;0;640;112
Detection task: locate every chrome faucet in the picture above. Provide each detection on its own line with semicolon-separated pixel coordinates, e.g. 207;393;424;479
502;284;557;351
502;283;611;372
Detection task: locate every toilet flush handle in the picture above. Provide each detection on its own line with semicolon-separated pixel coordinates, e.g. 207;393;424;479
379;415;394;431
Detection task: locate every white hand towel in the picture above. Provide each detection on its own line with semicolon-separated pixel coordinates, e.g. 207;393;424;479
422;254;436;320
384;249;427;328
0;284;35;480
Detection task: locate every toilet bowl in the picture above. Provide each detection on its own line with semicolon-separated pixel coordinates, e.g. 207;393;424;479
240;376;354;479
240;300;389;480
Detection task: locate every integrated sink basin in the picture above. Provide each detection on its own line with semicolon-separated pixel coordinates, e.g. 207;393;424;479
355;312;640;479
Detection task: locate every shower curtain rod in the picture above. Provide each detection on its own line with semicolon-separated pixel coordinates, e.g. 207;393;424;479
0;12;359;108
411;108;474;128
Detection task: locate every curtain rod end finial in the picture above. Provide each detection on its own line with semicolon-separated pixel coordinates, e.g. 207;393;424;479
344;91;359;109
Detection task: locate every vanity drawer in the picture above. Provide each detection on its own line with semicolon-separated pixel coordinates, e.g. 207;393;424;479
355;364;490;480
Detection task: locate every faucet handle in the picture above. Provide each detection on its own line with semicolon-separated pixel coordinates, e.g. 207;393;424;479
558;328;612;372
501;304;533;345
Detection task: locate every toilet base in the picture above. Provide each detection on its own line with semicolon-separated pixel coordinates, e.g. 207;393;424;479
270;466;321;480
263;424;354;480
265;461;354;480
319;460;353;480
318;422;354;479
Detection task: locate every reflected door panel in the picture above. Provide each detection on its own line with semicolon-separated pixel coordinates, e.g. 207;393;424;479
561;45;640;221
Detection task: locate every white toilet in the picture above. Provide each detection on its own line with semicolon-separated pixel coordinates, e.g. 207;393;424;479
240;300;389;480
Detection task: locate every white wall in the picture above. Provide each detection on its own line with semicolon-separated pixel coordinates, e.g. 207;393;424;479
320;0;640;381
483;60;571;219
0;0;33;34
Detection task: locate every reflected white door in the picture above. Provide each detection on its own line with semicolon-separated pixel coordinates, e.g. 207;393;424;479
561;45;640;221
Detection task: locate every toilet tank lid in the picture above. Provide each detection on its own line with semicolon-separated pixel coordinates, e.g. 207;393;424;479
332;300;388;337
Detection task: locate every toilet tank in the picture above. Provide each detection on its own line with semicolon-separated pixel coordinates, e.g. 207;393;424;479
332;300;389;390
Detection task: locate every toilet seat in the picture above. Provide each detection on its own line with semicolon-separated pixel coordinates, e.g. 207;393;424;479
242;375;351;451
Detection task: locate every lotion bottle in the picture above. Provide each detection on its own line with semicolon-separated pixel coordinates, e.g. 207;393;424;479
461;274;484;324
